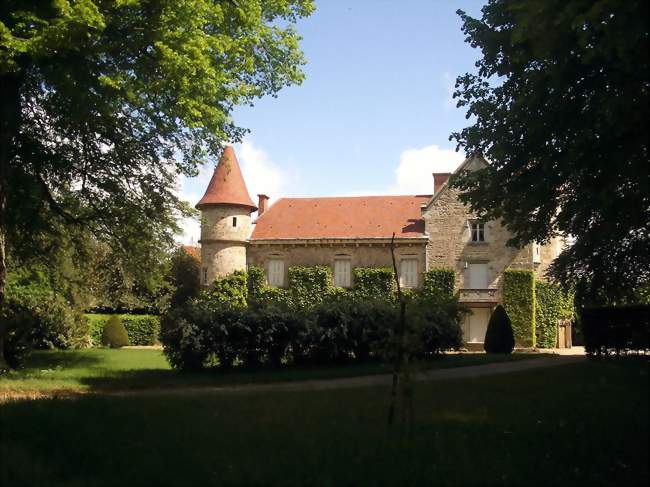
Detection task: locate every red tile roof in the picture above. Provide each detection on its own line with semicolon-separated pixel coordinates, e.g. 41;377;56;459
196;146;257;210
251;195;431;240
181;245;201;261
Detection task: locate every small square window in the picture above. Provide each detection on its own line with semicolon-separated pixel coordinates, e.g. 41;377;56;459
232;217;237;227
469;221;485;242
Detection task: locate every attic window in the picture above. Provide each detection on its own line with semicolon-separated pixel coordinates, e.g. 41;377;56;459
469;221;485;242
232;217;237;227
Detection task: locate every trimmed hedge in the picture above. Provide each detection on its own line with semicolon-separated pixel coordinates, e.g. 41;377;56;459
581;305;650;356
288;266;333;309
352;267;395;300
422;268;455;299
484;305;515;354
86;314;160;346
535;281;574;349
503;270;536;347
101;316;130;348
161;294;464;371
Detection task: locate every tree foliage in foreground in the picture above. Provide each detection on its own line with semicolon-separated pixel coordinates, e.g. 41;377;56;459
451;0;649;304
0;0;314;368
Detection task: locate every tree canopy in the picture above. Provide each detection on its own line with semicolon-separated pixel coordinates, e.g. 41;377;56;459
0;0;314;367
450;0;649;304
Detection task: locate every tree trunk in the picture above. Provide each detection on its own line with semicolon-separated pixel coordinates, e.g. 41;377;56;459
0;71;22;370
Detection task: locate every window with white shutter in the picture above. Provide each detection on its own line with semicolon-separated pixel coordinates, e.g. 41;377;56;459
333;260;351;288
399;259;418;289
467;263;488;289
267;259;285;287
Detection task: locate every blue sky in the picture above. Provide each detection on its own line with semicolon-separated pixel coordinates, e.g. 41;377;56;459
179;0;485;242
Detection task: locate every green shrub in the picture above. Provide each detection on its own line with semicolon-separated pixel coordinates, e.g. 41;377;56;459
205;270;248;307
122;315;160;345
535;281;574;348
1;268;89;361
288;266;333;309
503;269;536;347
352;267;394;300
86;314;160;346
101;315;130;348
484;305;515;354
581;305;650;356
247;265;267;296
422;268;455;299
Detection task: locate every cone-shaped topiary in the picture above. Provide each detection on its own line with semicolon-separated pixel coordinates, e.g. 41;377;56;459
101;315;130;348
484;305;515;354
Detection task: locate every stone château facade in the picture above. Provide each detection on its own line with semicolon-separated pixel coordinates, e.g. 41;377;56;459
197;146;564;345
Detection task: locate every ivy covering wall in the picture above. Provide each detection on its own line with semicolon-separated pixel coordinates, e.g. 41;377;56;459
288;266;333;309
503;269;536;347
422;268;455;299
535;281;574;348
351;267;395;300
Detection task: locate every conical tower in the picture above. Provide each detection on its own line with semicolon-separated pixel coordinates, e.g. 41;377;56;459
196;146;257;284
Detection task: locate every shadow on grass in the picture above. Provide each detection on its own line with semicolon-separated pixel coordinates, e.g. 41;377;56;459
18;350;104;372
78;353;555;392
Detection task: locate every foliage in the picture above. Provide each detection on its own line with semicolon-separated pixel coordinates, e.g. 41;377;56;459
352;267;395;300
288;266;333;309
247;265;267;296
203;270;248;308
535;281;574;348
422;268;455;299
503;270;536;347
87;314;160;347
0;0;314;368
581;305;650;356
450;0;649;302
3;267;88;351
161;293;465;371
167;247;200;310
101;316;129;349
484;305;515;354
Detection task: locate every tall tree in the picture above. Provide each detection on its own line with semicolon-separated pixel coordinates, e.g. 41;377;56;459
0;0;314;368
451;0;649;304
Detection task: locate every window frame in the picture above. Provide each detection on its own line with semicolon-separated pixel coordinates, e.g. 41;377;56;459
399;258;418;289
267;258;285;288
333;258;352;288
468;220;486;243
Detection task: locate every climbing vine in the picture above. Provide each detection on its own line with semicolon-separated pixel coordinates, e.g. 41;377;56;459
422;268;455;299
503;269;536;347
535;281;574;348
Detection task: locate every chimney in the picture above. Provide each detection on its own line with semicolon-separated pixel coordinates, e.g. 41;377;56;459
432;173;451;194
257;194;269;216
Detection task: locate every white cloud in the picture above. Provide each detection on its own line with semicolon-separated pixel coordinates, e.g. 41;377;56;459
389;144;465;195
174;139;287;244
236;139;286;207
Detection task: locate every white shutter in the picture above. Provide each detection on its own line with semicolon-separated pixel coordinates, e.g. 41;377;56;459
400;259;418;288
334;260;351;288
268;259;285;287
468;263;488;289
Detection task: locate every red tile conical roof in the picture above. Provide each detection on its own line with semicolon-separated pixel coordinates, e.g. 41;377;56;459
195;146;257;211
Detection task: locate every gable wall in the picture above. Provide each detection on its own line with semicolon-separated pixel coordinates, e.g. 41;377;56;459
423;184;562;302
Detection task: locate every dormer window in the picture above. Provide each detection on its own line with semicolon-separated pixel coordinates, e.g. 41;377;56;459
232;217;237;227
469;221;485;242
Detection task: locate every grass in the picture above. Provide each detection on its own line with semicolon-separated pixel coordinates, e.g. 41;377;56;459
0;348;546;394
0;358;647;486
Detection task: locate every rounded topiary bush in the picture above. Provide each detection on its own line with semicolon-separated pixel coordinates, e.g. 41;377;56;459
484;305;515;354
101;315;130;348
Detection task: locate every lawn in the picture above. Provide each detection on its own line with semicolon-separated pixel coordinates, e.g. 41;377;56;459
0;348;546;395
0;359;647;486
